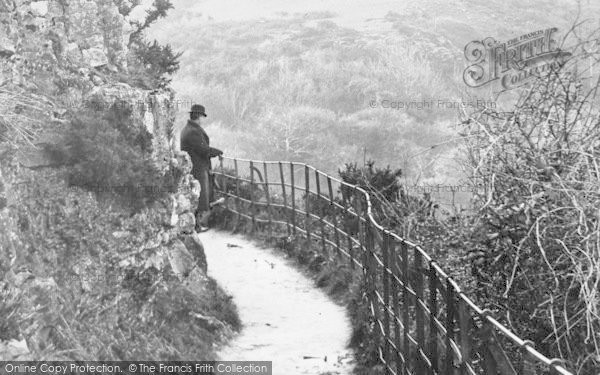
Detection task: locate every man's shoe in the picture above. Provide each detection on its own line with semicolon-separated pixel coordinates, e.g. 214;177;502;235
196;225;209;233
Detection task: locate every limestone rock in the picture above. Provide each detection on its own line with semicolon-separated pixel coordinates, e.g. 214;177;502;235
91;74;103;86
178;211;195;234
0;36;14;57
189;176;201;201
29;1;48;17
64;42;82;64
82;47;108;68
182;266;212;296
112;230;130;239
162;195;178;227
0;0;14;13
167;239;195;279
0;339;31;360
85;84;176;163
181;233;207;273
64;1;102;48
176;193;191;215
143;247;168;271
175;151;193;175
160;231;170;244
100;4;131;69
191;312;226;331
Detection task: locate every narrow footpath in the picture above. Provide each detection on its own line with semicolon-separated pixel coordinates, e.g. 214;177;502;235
200;230;354;375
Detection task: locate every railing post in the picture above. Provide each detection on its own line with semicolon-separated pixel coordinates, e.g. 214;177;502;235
342;187;354;269
233;158;241;230
305;165;311;244
279;162;291;236
315;170;327;256
249;160;256;233
390;238;404;375
429;263;439;375
263;162;272;239
382;231;392;375
458;300;475;374
219;156;225;196
479;323;499;375
355;188;365;274
520;342;537;375
365;221;377;318
414;249;425;375
401;241;411;373
327;177;341;258
290;163;296;235
445;279;456;375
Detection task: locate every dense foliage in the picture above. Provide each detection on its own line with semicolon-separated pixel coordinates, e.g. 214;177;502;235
127;0;182;88
461;26;600;374
56;103;179;210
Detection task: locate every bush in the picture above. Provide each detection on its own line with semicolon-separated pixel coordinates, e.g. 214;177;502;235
129;40;182;89
59;103;177;210
125;0;182;89
338;161;407;228
460;25;600;374
113;0;141;16
339;161;402;203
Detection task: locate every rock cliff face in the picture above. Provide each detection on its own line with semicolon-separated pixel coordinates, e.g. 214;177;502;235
1;0;199;246
0;0;218;360
1;0;131;81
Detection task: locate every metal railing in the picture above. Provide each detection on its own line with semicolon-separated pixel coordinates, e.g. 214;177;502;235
211;156;573;375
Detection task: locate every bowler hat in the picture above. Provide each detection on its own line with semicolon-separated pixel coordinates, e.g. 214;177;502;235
189;104;207;117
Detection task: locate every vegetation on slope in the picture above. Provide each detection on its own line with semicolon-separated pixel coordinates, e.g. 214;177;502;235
1;0;239;361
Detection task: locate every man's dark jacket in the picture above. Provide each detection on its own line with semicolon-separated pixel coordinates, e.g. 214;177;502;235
180;120;222;180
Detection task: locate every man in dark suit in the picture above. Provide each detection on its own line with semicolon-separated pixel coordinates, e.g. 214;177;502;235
180;104;223;231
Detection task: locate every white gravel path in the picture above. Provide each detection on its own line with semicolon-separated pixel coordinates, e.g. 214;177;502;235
200;230;354;374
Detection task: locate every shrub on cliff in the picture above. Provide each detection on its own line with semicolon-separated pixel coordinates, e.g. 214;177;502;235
130;40;181;88
114;0;141;16
58;103;177;210
338;161;406;228
126;0;182;89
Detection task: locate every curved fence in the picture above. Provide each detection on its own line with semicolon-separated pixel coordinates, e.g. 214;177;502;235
211;156;573;375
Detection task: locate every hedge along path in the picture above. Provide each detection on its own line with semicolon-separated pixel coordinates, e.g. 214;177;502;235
201;229;354;375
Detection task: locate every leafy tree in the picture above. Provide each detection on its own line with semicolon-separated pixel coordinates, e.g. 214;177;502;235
127;0;182;89
113;0;141;16
129;0;174;42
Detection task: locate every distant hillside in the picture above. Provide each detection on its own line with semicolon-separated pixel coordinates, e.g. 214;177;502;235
147;0;599;212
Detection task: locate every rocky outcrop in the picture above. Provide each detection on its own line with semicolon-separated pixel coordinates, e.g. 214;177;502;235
0;0;214;360
0;0;133;85
182;233;208;273
0;0;201;236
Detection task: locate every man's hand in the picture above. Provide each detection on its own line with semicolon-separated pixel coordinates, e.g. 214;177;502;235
209;147;223;158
